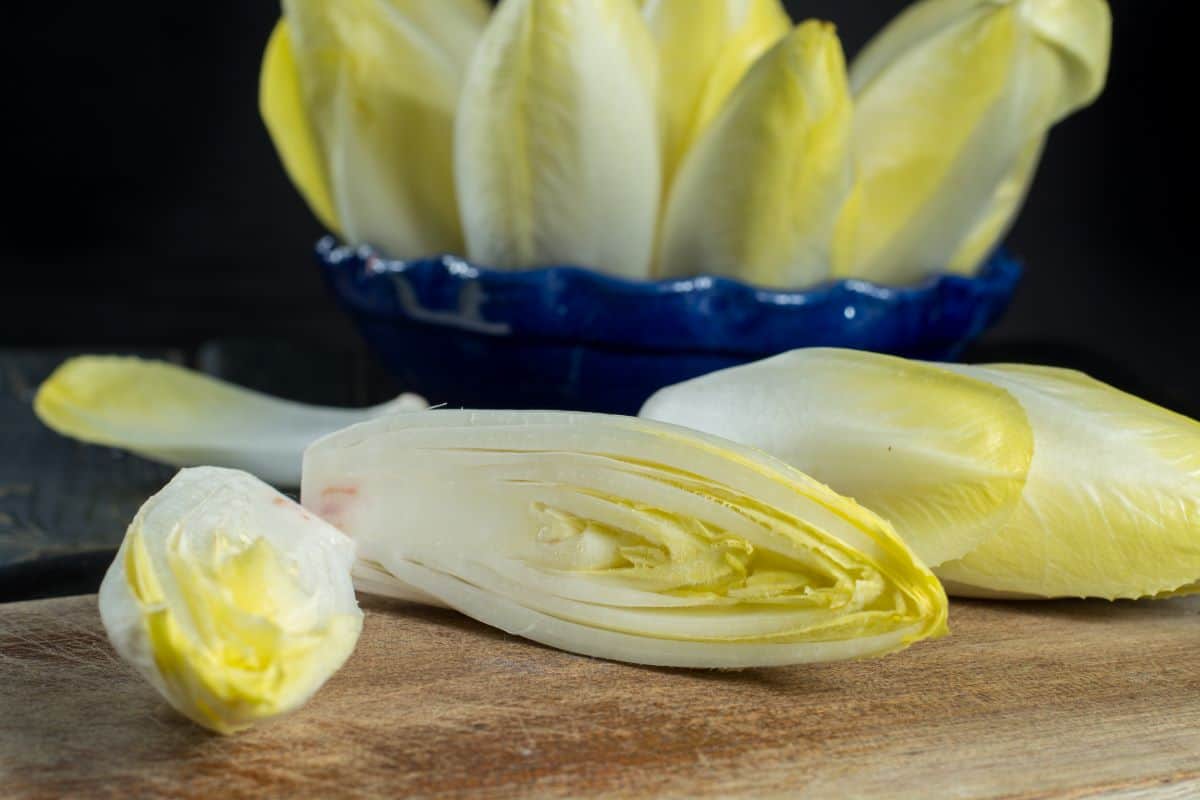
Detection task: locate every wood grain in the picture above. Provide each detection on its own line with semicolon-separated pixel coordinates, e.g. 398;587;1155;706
1;594;1197;799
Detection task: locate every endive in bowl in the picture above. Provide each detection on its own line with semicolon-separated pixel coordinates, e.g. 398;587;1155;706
261;0;1110;413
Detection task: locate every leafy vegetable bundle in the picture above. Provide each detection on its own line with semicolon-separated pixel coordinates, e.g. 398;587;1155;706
262;0;1111;287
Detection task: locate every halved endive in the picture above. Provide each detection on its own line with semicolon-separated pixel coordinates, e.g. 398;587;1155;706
641;348;1034;568
642;348;1200;600
100;468;363;734
301;410;947;668
836;0;1112;283
454;0;662;278
34;356;427;486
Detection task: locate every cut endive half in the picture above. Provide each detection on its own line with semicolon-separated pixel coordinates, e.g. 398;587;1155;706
640;348;1034;567
657;21;855;287
836;0;1112;283
34;356;428;486
455;0;662;278
301;410;947;668
643;0;791;191
266;0;489;258
935;363;1200;600
99;468;363;734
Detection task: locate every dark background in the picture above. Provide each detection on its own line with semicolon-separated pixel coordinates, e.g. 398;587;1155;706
3;2;1190;412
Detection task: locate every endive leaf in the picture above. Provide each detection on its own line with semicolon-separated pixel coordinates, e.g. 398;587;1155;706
643;0;791;189
455;0;661;278
836;0;1112;283
945;137;1044;274
301;410;947;668
260;21;340;234
34;356;427;486
99;468;362;734
656;21;854;287
936;363;1200;600
279;0;489;258
640;348;1034;567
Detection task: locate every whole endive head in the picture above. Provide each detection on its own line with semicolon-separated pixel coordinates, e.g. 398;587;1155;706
455;0;662;279
657;20;855;287
261;0;489;259
836;0;1112;283
302;410;947;669
644;0;791;190
643;347;1200;602
99;468;363;734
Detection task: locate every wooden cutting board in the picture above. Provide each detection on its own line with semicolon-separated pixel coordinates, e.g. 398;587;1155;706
1;594;1197;799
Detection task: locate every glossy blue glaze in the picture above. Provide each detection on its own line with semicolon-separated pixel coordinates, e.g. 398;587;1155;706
317;238;1022;414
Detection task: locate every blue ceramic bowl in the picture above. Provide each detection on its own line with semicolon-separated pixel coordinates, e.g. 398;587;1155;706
318;237;1021;414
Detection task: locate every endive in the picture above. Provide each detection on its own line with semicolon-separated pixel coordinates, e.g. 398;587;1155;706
301;410;947;668
836;0;1112;283
34;356;427;486
99;468;362;734
643;348;1200;600
643;0;791;190
657;21;855;287
640;348;1034;567
264;0;488;258
455;0;662;278
936;363;1200;600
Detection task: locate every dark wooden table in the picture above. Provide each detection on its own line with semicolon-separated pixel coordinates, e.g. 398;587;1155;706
3;593;1198;798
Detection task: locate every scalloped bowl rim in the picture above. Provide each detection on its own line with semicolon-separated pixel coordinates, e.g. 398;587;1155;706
317;236;1019;303
317;237;1022;359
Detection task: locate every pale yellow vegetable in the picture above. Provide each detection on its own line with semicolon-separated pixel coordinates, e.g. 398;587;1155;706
302;410;947;668
644;348;1200;600
656;21;854;287
264;0;489;258
454;0;661;278
640;348;1033;567
643;0;791;190
34;356;427;486
260;21;340;234
836;0;1112;284
99;468;362;734
936;364;1200;600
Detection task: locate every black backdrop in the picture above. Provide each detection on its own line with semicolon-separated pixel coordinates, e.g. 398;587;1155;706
3;2;1190;412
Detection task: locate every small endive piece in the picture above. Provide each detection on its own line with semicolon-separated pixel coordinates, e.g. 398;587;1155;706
640;348;1034;567
34;356;427;486
644;0;791;188
99;468;363;734
302;410;947;668
657;22;854;286
455;0;661;278
266;0;489;258
935;364;1200;600
837;0;1112;283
